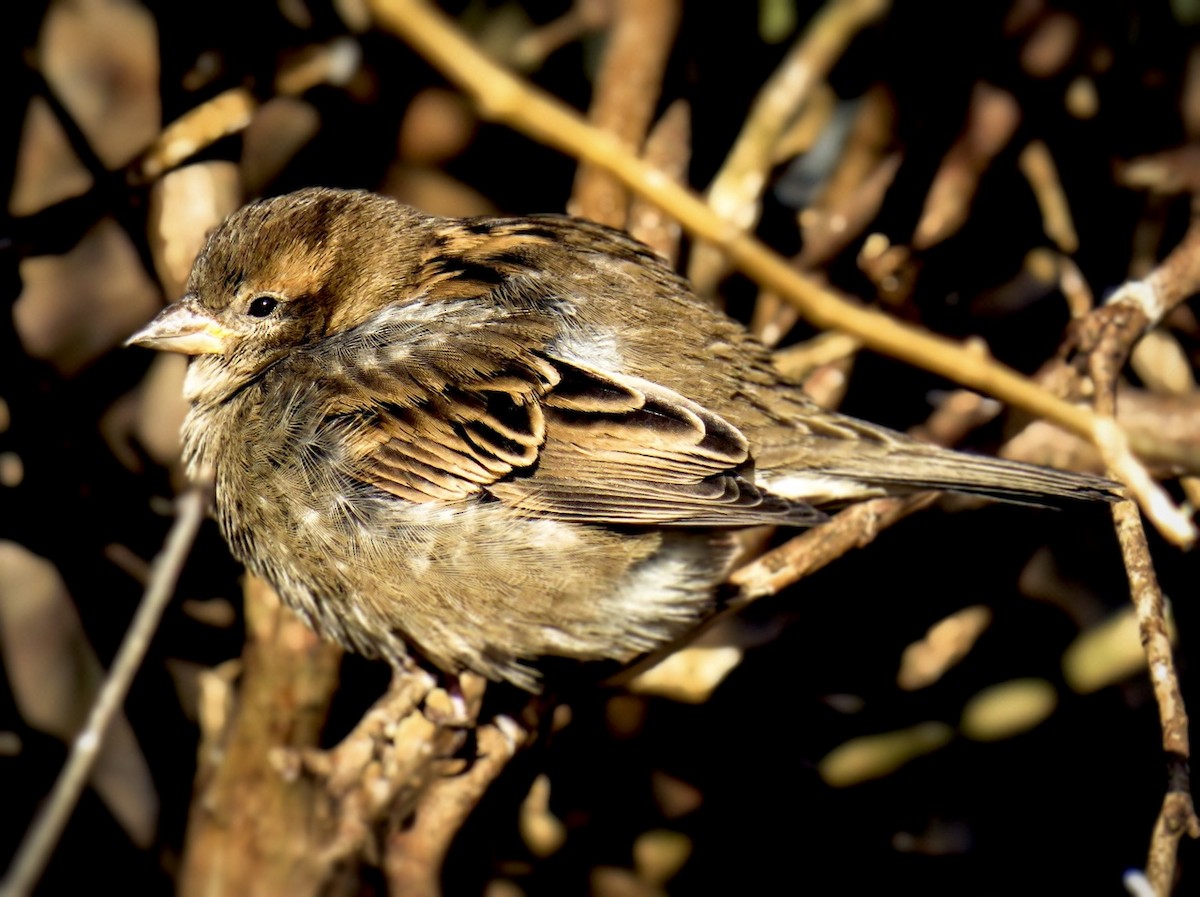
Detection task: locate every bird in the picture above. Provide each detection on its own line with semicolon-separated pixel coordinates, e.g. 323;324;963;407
128;187;1118;691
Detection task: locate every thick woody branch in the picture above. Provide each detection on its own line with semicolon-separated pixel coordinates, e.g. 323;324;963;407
177;579;505;897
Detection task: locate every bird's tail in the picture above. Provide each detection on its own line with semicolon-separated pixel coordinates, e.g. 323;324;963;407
824;445;1120;505
755;415;1121;508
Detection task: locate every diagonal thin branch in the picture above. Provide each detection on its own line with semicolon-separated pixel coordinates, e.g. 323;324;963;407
0;486;210;897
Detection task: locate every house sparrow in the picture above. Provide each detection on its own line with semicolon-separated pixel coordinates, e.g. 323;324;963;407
128;187;1117;690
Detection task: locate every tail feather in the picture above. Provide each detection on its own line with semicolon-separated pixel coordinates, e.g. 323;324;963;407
756;430;1122;508
829;446;1121;505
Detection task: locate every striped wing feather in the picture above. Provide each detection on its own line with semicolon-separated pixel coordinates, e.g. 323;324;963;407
336;352;824;527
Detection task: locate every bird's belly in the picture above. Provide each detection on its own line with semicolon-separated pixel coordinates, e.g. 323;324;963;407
214;466;728;685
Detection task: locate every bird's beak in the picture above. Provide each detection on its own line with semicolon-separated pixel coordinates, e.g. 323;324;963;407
125;297;233;355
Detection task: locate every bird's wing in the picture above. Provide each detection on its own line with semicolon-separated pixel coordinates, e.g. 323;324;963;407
489;360;825;526
312;306;560;505
316;320;822;527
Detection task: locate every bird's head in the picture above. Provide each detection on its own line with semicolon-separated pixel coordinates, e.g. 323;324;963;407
127;187;434;403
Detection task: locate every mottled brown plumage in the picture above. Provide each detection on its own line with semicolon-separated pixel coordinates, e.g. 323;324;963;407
129;187;1117;690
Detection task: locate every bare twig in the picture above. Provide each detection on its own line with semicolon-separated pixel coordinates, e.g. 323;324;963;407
688;0;890;294
134;89;256;185
1074;255;1199;545
1108;206;1200;510
628;100;691;264
132;37;361;185
770;82;837;165
728;493;937;600
913;83;1021;250
512;0;612;70
1;486;209;897
1185;44;1200;140
569;0;680;227
856;229;918;305
772;330;862;379
1018;11;1080;79
319;671;493;873
759;90;898;339
802;152;902;269
1118;146;1200;196
1019;139;1078;253
1001;386;1200;476
1117;203;1200;327
1130;329;1200;507
1146;771;1200;897
1059;255;1094;320
909;390;1002;448
798;85;897;270
1087;303;1200;897
751;288;804;345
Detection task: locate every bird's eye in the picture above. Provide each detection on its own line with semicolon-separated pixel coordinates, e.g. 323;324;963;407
246;295;279;318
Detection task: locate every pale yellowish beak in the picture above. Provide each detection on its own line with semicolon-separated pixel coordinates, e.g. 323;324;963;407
126;298;233;355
